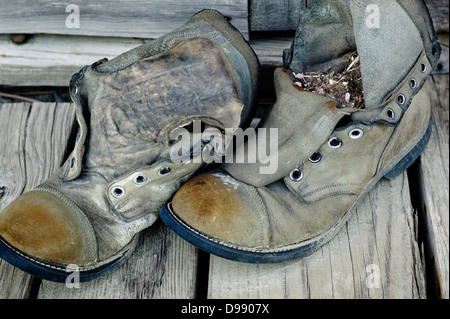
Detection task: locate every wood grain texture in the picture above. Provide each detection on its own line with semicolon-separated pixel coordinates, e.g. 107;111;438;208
0;0;447;87
0;0;444;36
38;220;199;299
0;34;294;86
249;0;306;31
0;102;199;299
0;0;249;39
207;173;425;299
0;35;146;86
425;0;449;32
2;32;447;87
434;33;449;74
0;81;446;300
251;35;293;68
420;75;449;298
0;102;75;298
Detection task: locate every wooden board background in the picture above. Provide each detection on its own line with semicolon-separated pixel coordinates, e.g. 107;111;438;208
0;0;448;86
420;75;449;298
0;0;249;39
0;0;448;300
0;75;447;299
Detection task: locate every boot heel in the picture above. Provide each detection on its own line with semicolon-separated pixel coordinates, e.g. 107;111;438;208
384;120;432;180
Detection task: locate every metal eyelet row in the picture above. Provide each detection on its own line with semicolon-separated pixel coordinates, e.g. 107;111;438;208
288;151;322;182
393;60;427;119
110;167;171;199
290;57;430;184
289;127;364;182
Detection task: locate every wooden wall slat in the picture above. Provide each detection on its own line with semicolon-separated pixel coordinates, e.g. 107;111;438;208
0;102;75;298
0;34;294;87
425;0;449;33
0;0;249;39
0;35;146;87
0;0;446;41
249;0;306;31
2;33;447;87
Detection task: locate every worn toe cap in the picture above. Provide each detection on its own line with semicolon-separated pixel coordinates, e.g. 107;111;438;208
171;172;270;249
0;190;96;266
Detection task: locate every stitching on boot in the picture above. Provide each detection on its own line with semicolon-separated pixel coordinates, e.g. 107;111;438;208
34;187;97;264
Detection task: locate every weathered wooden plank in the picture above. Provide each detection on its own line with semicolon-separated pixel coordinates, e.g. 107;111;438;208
0;0;445;39
38;220;199;299
420;75;449;299
0;34;146;86
0;103;33;299
249;0;306;31
0;102;199;299
2;32;448;87
0;0;249;39
249;0;447;33
0;102;75;298
425;0;449;33
0;34;294;86
207;173;425;299
251;35;293;68
434;33;449;74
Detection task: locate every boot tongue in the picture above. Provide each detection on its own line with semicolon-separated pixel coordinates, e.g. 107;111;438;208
222;69;356;188
349;0;423;110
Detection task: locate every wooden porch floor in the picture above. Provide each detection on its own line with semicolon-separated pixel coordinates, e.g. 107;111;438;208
0;74;447;299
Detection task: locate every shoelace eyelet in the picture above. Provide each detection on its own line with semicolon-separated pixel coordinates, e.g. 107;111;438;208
111;186;126;199
70;157;76;170
309;151;322;163
328;137;342;149
397;94;406;105
386;108;395;120
349;128;364;140
133;174;147;185
289;168;303;182
420;63;427;73
158;167;171;176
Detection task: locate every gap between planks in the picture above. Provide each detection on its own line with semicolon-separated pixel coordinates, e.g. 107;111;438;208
418;74;449;298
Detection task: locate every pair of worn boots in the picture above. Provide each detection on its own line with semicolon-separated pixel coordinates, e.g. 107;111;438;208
0;1;441;282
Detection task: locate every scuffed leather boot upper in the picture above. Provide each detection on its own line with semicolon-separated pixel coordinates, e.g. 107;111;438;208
163;0;441;263
0;10;260;277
